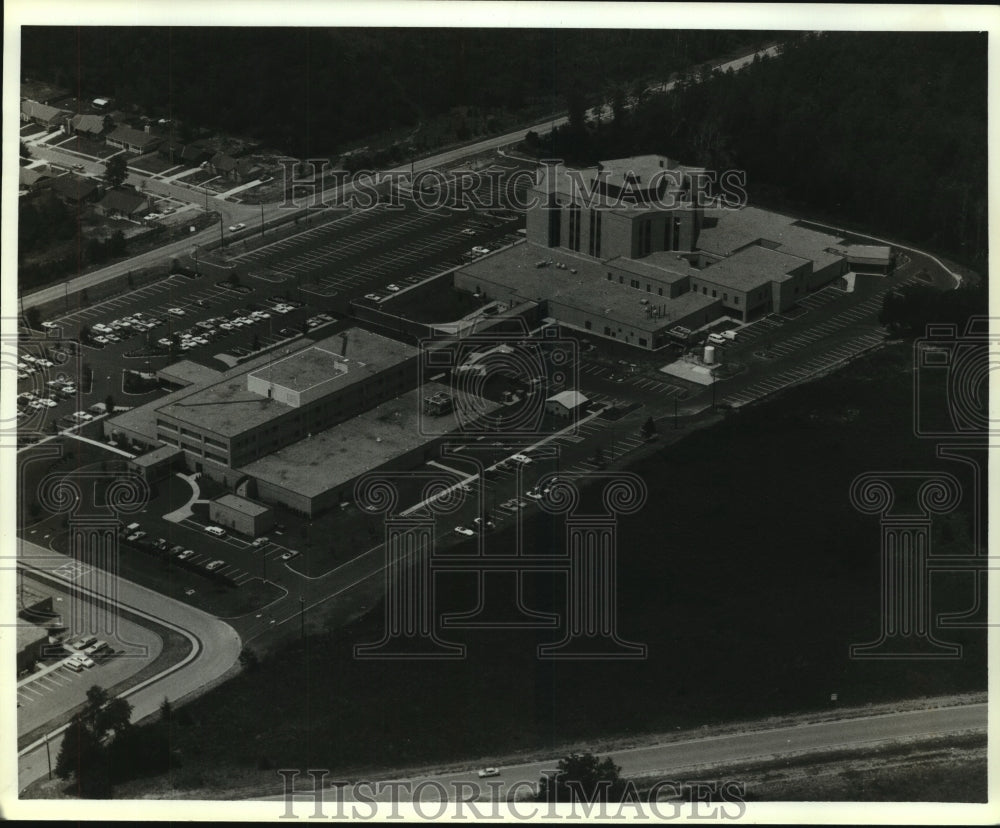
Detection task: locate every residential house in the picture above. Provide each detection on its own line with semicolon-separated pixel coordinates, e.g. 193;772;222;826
49;174;100;205
20;100;71;129
65;113;107;138
19;166;53;191
96;187;149;220
106;125;162;155
210;152;262;183
159;141;212;166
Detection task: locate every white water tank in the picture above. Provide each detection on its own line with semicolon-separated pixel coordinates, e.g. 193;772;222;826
703;345;716;365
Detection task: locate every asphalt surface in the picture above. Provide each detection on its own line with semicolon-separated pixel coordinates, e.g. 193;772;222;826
262;701;986;803
13;539;242;795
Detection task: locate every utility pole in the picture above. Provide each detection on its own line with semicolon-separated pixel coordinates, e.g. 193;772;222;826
299;596;305;642
44;731;52;780
674;399;678;430
260;202;265;237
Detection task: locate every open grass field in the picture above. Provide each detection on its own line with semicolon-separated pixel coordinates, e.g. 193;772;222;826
119;342;985;785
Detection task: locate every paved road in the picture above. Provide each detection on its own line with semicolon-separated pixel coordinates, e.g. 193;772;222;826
264;701;986;803
20;44;781;313
14;539;242;795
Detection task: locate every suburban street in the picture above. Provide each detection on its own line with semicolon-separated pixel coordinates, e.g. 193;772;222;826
19;44;782;313
260;701;987;802
13;539;242;795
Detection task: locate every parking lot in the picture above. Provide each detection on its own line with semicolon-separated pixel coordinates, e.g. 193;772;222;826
228;165;532;299
16;600;163;739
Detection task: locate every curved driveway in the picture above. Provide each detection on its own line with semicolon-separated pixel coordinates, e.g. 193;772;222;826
14;539;242;794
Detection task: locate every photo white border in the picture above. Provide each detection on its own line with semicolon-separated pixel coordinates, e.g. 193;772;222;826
2;2;998;822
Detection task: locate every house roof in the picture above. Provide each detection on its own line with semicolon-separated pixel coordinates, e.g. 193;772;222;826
70;113;106;134
211;152;238;172
546;390;589;409
99;188;146;214
19;167;51;187
50;174;98;201
107;125;160;149
21;100;68;123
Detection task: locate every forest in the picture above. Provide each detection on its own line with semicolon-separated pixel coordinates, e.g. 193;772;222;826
20;28;774;157
528;32;988;270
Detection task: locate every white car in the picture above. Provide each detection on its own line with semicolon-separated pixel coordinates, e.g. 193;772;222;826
364;294;382;301
707;333;728;346
70;654;95;669
205;559;226;571
510;454;533;465
525;489;543;501
205;526;226;537
219;322;234;331
280;550;300;561
41;321;58;329
477;768;500;779
228;223;246;232
158;338;173;347
471;246;490;255
251;310;271;320
167;307;185;316
460;228;477;236
386;284;401;292
42;398;57;408
454;526;475;537
251;537;269;547
177;549;195;561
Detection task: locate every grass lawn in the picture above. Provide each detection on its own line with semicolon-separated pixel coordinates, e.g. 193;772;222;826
123;343;986;784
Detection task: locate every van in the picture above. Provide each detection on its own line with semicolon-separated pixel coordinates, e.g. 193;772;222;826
707;333;728;346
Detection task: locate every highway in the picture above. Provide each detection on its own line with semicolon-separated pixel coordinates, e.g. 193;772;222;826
20;44;781;313
12;539;242;795
263;701;986;803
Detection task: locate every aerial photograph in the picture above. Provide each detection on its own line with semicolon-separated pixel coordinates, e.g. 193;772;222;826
3;3;994;821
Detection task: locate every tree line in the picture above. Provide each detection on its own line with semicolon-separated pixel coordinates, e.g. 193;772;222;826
21;28;778;159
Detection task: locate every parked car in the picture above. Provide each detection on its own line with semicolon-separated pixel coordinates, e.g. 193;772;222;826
126;530;146;542
205;526;226;537
177;550;195;561
280;550;300;561
454;526;475;537
471;246;490;255
228;223;246;232
251;537;269;547
364;294;382;301
707;333;728;346
510;453;533;465
386;284;401;292
167;307;185;316
205;559;225;571
477;768;500;779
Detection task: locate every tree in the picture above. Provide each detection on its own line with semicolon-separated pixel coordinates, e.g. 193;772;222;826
641;416;657;438
159;697;172;724
536;752;625;803
79;323;91;344
54;684;132;798
20;140;32;165
25;307;42;331
105;394;115;415
104;154;128;189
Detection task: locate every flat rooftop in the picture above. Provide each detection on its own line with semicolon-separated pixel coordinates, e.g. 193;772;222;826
213;493;271;516
240;383;500;499
248;346;350;396
109;338;316;442
459;243;718;331
699;244;811;292
156;329;416;437
699;206;847;271
156;360;223;387
131;444;182;467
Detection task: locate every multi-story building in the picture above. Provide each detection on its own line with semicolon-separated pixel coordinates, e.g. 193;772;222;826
459;156;883;348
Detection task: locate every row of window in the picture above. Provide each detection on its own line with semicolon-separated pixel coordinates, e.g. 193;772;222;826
607;271;668;297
